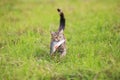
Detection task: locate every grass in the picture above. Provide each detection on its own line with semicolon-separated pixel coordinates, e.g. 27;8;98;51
0;0;120;80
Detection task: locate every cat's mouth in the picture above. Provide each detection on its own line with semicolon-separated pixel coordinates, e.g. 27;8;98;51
54;39;60;42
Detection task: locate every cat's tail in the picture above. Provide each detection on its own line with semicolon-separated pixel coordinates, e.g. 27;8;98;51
57;8;65;32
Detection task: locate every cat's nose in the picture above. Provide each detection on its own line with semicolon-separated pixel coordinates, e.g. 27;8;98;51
55;39;59;41
57;40;59;41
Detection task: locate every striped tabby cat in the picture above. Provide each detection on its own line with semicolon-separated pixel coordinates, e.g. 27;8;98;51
50;9;66;57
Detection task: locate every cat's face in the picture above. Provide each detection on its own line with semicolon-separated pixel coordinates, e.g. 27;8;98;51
51;32;64;42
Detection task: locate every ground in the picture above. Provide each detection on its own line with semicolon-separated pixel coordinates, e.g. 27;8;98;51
0;0;120;80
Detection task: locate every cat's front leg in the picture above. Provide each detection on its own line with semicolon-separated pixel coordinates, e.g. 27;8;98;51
60;48;66;57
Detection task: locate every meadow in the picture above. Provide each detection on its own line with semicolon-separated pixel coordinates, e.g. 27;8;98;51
0;0;120;80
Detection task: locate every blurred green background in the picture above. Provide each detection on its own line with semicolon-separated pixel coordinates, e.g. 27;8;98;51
0;0;120;80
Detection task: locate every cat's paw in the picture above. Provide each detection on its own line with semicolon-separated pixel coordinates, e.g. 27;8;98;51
60;53;66;58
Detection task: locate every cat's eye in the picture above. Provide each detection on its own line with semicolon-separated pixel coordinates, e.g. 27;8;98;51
59;36;62;38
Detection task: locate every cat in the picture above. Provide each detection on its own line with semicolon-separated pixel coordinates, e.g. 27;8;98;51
50;9;66;57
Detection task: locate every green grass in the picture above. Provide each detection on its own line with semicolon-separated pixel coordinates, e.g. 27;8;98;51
0;0;120;80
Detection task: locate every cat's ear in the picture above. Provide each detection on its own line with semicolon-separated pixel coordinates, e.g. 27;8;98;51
50;31;54;35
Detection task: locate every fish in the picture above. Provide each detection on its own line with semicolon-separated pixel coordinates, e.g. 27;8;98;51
50;39;65;54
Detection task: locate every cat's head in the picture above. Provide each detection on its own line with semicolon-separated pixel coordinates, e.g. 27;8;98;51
51;31;64;42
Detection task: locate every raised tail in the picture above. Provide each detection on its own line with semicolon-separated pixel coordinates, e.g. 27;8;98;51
57;8;65;32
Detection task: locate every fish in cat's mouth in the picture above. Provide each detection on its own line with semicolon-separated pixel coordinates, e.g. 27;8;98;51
50;39;65;54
